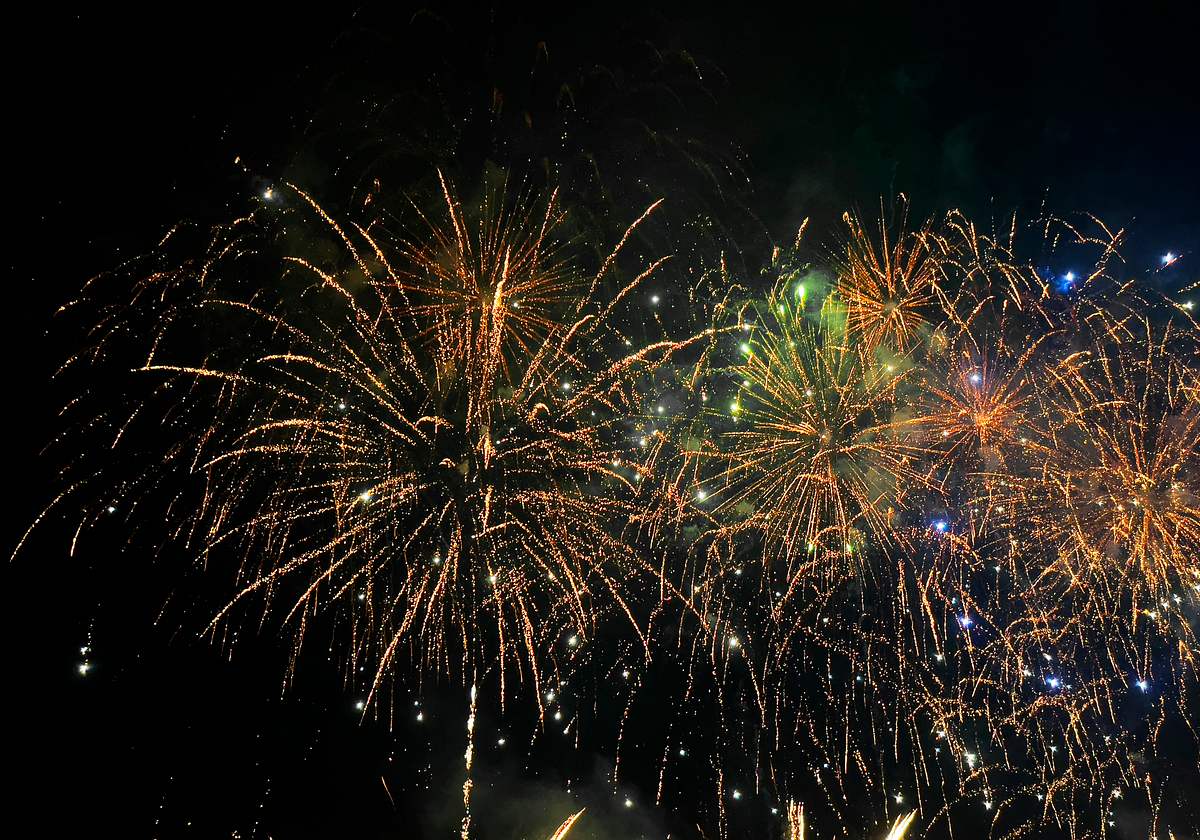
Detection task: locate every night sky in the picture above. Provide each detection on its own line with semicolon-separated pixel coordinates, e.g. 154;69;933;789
6;3;1199;838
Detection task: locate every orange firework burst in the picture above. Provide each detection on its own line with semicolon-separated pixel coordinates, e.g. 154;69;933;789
1001;318;1200;619
833;201;947;355
39;172;714;710
918;330;1053;486
393;173;594;387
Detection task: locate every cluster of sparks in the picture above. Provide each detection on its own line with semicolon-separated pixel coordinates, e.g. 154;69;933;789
669;204;1198;838
32;178;1200;839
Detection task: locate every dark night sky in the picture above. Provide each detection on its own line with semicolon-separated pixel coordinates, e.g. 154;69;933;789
5;3;1199;837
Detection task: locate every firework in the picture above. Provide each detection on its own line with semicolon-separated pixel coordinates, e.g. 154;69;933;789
987;315;1200;639
644;208;1199;839
702;281;932;582
1064;330;1196;608
786;802;916;839
40;172;715;716
544;809;586;840
30;185;1200;839
834;201;948;355
917;328;1052;487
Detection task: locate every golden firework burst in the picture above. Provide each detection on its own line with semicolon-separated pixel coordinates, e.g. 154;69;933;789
834;201;946;354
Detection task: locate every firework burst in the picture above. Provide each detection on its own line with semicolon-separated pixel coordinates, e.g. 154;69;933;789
39;172;716;713
834;202;948;355
706;286;932;582
992;318;1200;626
918;330;1053;488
